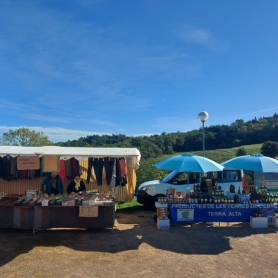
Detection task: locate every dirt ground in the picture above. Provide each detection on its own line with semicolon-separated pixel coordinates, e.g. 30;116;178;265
1;206;278;278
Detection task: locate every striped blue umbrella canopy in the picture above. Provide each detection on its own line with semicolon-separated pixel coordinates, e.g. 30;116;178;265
221;154;278;173
153;153;224;173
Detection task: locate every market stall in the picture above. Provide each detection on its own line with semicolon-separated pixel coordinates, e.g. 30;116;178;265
155;189;278;228
0;146;141;231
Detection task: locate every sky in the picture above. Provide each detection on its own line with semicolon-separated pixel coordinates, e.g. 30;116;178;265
1;0;278;143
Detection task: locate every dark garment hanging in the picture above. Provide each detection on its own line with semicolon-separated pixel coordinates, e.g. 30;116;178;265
10;156;18;179
0;157;3;178
18;170;29;179
65;157;80;180
86;157;93;184
2;155;15;181
104;157;114;185
115;158;122;187
93;158;104;186
34;157;42;178
86;158;104;185
70;157;79;179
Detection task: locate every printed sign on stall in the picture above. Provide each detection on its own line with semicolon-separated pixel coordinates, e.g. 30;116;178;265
42;155;60;172
177;209;194;221
17;156;40;170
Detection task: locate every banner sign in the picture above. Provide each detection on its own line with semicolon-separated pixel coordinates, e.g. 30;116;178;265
42;156;60;172
169;203;278;223
17;156;40;170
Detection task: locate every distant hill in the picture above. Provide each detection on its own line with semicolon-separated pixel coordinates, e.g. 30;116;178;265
57;113;278;160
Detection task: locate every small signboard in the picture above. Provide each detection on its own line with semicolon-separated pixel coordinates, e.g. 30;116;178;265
79;206;99;217
17;156;40;170
42;156;60;172
177;208;194;222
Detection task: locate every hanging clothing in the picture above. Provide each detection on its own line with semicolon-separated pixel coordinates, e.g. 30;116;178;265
93;158;104;186
115;158;122;187
34;157;42;178
110;160;117;187
18;170;29;179
119;158;127;186
2;155;15;181
86;158;104;185
70;157;79;179
10;156;18;179
57;160;66;184
0;157;4;179
65;159;71;178
104;157;114;185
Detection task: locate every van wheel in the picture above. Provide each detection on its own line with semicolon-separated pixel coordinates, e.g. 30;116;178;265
152;194;166;210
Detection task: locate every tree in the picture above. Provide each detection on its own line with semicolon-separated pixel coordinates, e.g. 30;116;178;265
0;128;52;146
236;147;247;156
260;141;278;158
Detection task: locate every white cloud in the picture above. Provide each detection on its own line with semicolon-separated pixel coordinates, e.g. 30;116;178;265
177;25;229;53
0;125;111;143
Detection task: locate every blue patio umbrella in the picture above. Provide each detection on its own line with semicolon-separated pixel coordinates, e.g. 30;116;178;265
153;153;224;173
221;154;278;173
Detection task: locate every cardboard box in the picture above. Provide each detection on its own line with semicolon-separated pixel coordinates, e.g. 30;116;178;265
250;216;268;228
82;200;89;206
42;199;49;206
48;200;56;206
76;199;82;206
157;218;170;230
26;190;39;201
89;199;96;206
68;200;76;206
62;201;69;206
56;200;62;206
79;206;98;217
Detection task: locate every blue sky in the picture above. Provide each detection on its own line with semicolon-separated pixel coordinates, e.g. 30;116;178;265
1;0;278;143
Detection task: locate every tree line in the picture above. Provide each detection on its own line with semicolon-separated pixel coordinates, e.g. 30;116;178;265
1;113;278;159
57;113;278;159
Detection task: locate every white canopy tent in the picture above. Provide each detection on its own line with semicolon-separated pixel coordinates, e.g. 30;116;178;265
0;146;141;169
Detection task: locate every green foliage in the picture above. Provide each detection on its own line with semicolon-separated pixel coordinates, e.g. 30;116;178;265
244;174;254;186
0;128;52;146
236;147;247;156
260;141;278;158
56;113;278;161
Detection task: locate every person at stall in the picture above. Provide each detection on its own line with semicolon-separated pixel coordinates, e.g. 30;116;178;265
66;174;86;194
40;172;64;195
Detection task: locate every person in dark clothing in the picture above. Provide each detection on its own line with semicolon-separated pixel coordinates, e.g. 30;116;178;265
67;174;86;194
40;172;64;195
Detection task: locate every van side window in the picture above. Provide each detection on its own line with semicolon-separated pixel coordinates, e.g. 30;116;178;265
219;170;241;182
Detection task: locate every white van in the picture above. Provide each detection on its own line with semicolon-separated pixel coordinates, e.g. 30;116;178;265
136;168;244;208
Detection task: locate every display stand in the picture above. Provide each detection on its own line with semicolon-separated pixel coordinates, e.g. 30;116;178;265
0;203;115;233
250;216;268;228
155;202;170;230
0;206;14;228
34;204;115;232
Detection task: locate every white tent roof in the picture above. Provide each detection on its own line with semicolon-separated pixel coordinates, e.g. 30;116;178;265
0;146;141;169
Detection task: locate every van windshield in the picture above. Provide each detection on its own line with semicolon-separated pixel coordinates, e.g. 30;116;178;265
161;171;199;184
